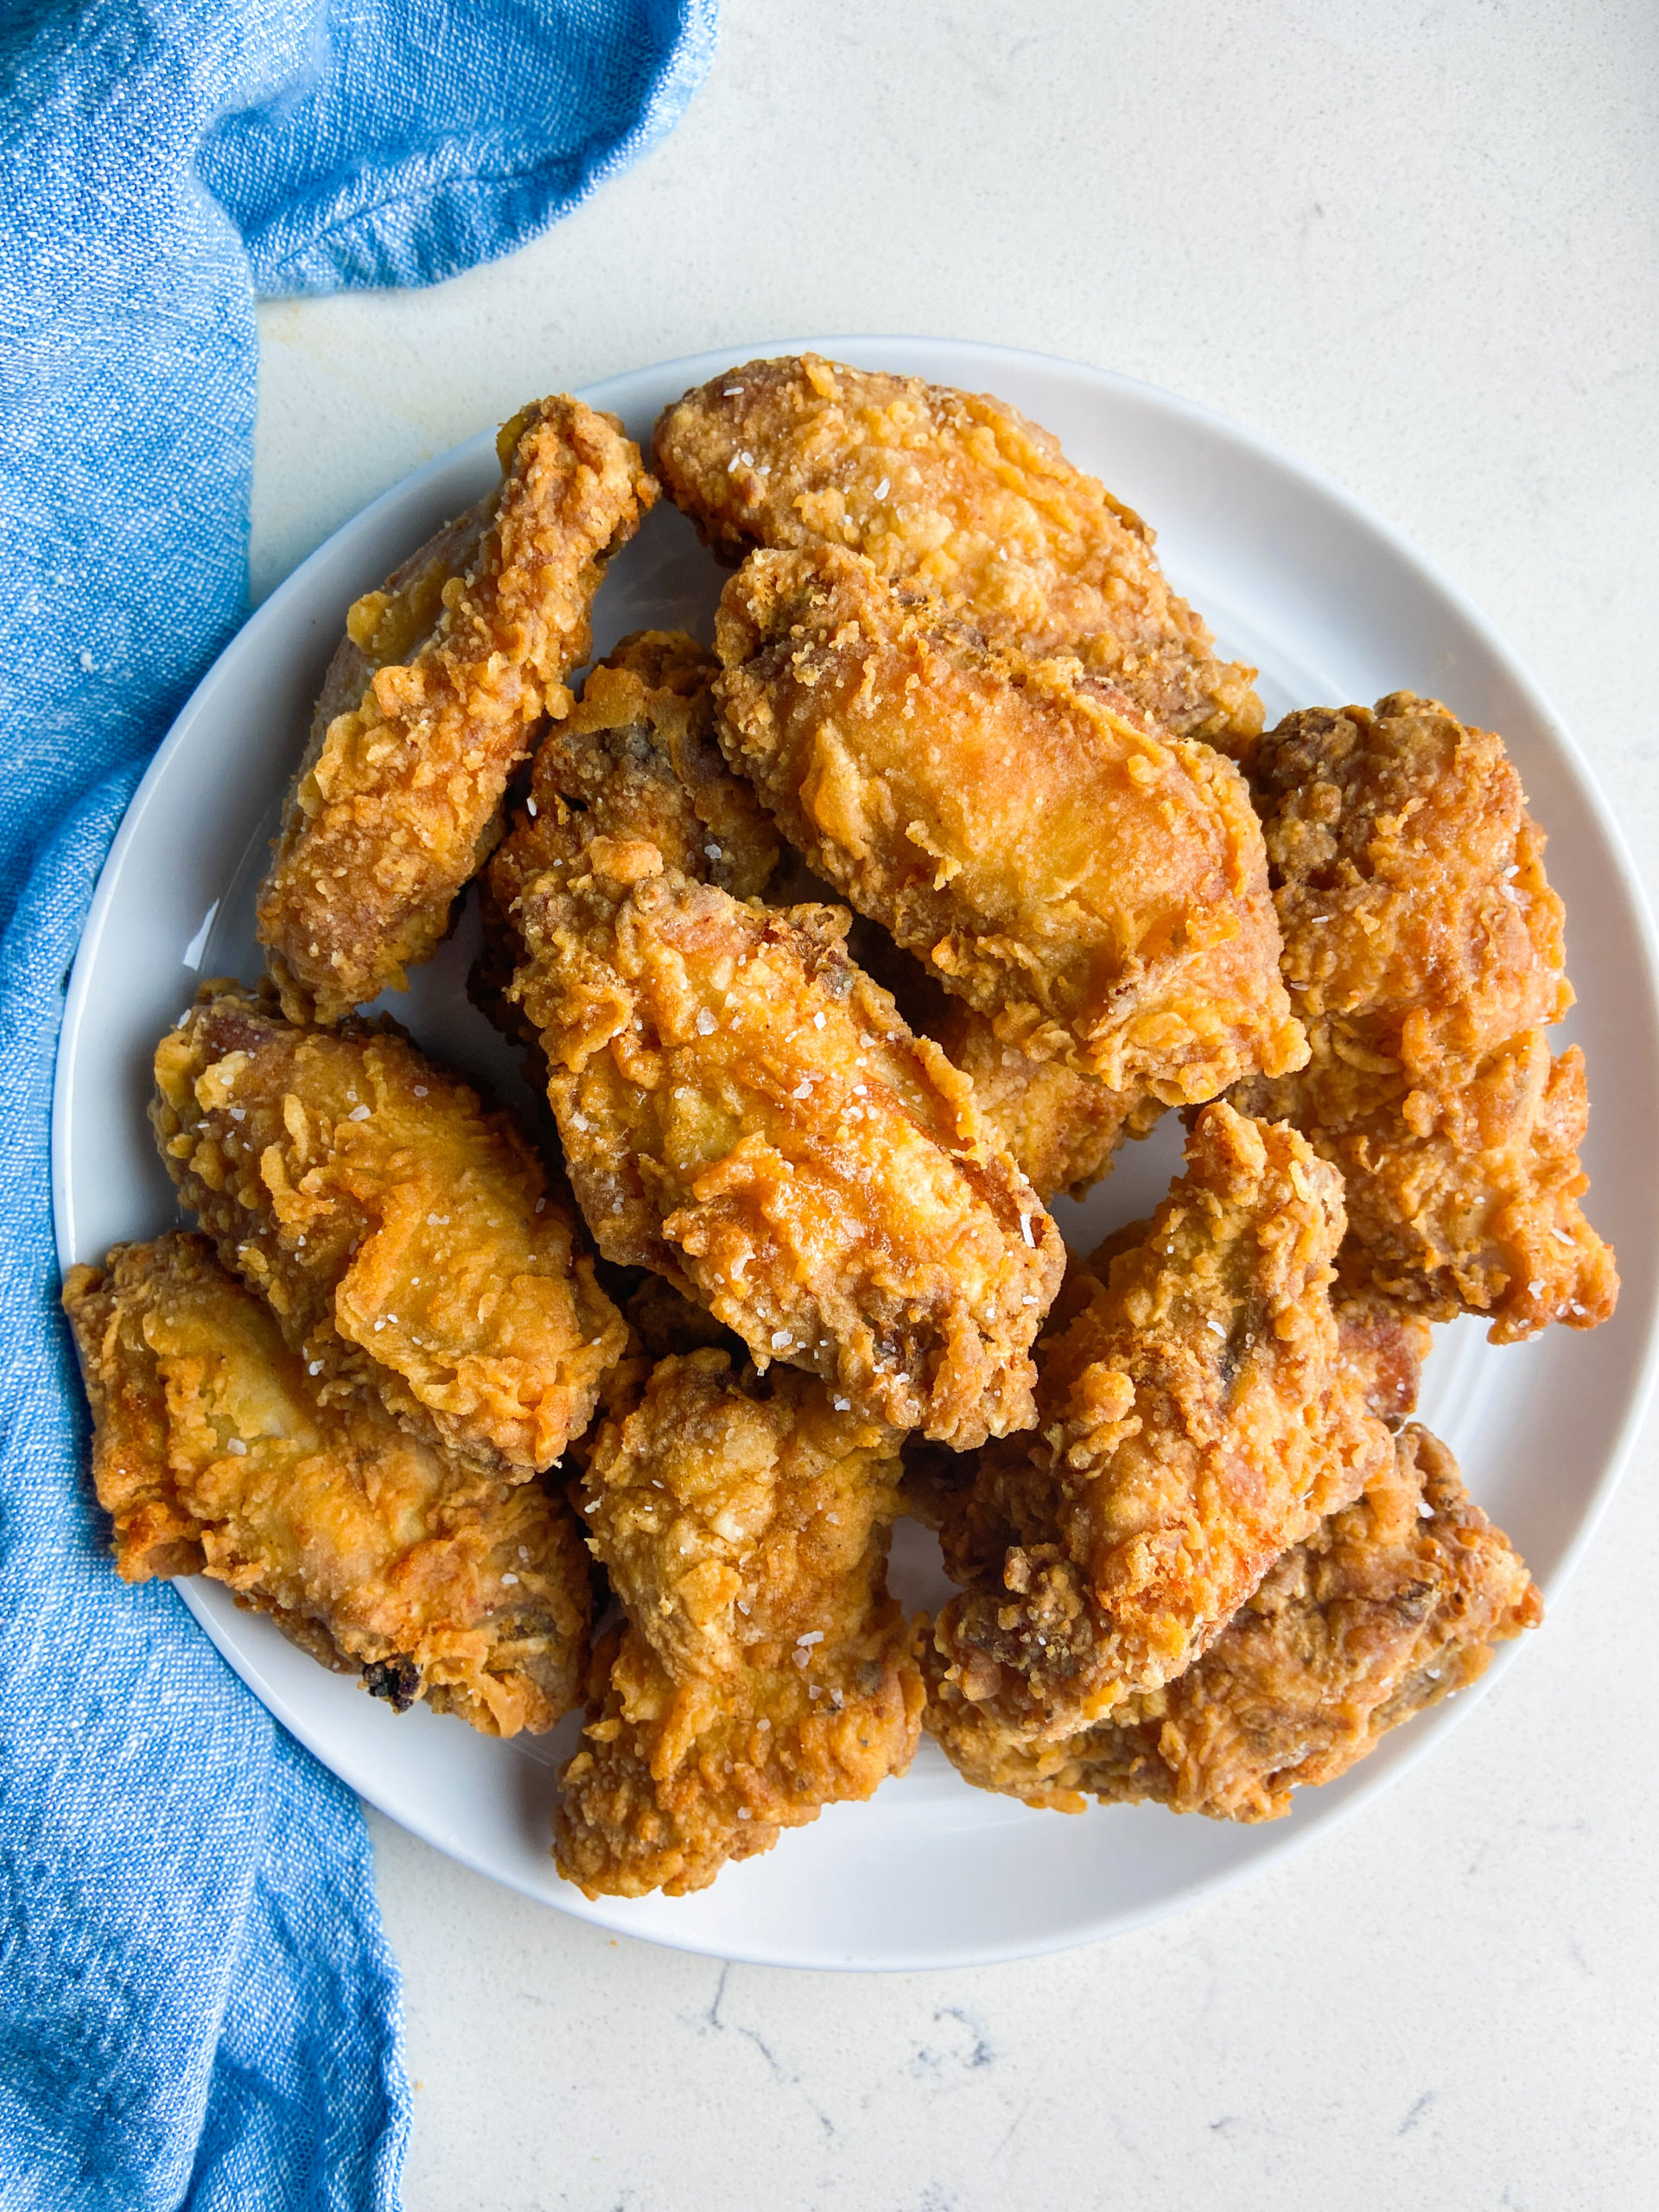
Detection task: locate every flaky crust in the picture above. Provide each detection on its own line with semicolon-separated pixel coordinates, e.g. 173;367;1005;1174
970;1425;1541;1815
714;548;1305;1102
504;850;1063;1448
258;397;655;1021
1230;693;1615;1339
556;1350;922;1896
654;353;1262;746
63;1234;590;1735
923;1105;1394;1776
151;982;626;1478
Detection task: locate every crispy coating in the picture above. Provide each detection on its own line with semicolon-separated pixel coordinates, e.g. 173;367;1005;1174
654;353;1262;747
152;982;626;1479
1230;693;1616;1339
63;1234;590;1735
714;547;1305;1103
504;846;1063;1448
258;397;655;1022
962;1424;1541;1815
476;627;779;1038
922;1104;1394;1774
556;1349;922;1896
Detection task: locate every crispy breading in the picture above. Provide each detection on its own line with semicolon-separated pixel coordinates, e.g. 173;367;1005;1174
922;1104;1394;1775
1230;693;1615;1338
653;353;1262;747
556;1349;922;1896
475;626;779;1040
504;846;1063;1448
713;547;1305;1103
258;397;655;1022
151;982;626;1479
62;1234;590;1736
957;1424;1541;1815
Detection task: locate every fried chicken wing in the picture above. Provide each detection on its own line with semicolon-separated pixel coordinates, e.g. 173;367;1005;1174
152;982;626;1478
475;626;779;1040
965;1423;1541;1815
714;547;1305;1103
922;1104;1394;1780
63;1234;590;1736
654;353;1262;747
258;397;655;1022
1230;693;1616;1338
556;1348;922;1896
503;844;1062;1447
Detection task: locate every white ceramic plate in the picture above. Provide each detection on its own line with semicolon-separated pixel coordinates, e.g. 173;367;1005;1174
53;339;1659;1970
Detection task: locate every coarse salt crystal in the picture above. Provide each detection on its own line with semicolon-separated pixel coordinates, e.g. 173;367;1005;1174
704;842;722;861
736;1807;751;1820
696;1008;717;1035
1019;1214;1034;1247
1418;1501;1434;1518
229;1107;245;1122
771;1330;791;1351
1206;1319;1226;1338
526;797;538;817
500;1572;519;1586
308;1361;322;1376
226;1438;247;1455
723;385;743;397
797;1630;824;1645
413;1085;428;1097
348;1104;371;1121
832;1396;851;1411
791;1080;813;1099
813;1010;825;1028
1551;1226;1573;1244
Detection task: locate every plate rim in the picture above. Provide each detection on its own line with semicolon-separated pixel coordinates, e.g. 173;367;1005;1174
52;334;1659;1969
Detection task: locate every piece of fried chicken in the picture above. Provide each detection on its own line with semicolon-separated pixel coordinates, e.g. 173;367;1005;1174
957;1423;1541;1815
474;626;779;1046
714;547;1306;1104
921;1104;1395;1782
1229;692;1616;1339
653;353;1262;747
153;982;626;1479
258;396;655;1022
556;1347;922;1896
503;840;1062;1446
63;1233;590;1736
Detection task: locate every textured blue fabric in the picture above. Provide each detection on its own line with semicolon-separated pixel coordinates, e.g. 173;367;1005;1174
0;3;717;2204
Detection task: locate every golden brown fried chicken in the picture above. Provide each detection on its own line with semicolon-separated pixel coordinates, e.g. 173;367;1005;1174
152;982;626;1479
1230;693;1616;1339
475;626;779;1039
556;1348;922;1896
654;353;1262;747
922;1104;1394;1783
503;849;1062;1448
63;1234;590;1736
963;1424;1541;1815
258;397;655;1022
714;547;1305;1104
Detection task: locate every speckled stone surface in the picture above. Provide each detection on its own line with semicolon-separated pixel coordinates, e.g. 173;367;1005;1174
251;4;1659;2203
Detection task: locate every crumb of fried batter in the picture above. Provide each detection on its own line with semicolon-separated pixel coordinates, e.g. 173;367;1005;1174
714;547;1306;1103
151;981;626;1478
258;397;656;1023
653;353;1262;747
63;1233;591;1736
1228;690;1616;1340
504;845;1063;1449
962;1424;1541;1815
922;1103;1394;1774
555;1348;921;1897
475;626;779;1044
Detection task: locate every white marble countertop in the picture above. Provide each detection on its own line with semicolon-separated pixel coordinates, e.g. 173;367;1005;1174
251;3;1659;2203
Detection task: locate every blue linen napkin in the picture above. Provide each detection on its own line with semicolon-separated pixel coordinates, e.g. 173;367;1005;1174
0;3;717;2205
